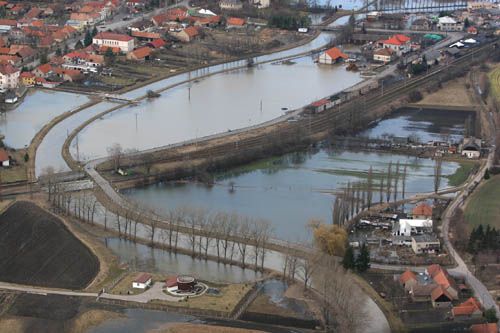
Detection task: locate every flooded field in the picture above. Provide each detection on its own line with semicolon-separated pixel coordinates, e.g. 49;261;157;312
0;90;89;149
105;238;263;284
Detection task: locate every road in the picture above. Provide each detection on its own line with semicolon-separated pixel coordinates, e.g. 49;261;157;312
440;70;500;325
0;281;179;303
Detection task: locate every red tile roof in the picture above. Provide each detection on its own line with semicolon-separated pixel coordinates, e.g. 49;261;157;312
134;273;152;284
470;323;498;333
324;47;348;60
0;148;9;162
399;270;417;284
131;30;161;39
0;62;19;75
227;17;245;26
413;203;432;217
184;26;199;38
129;46;151;60
430;285;452;302
147;38;167;48
95;32;134;42
311;98;329;107
0;19;17;27
452;297;482;316
384;34;411;46
36;63;52;74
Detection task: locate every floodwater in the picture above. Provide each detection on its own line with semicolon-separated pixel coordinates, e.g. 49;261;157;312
124;149;459;240
105;238;263;284
0;90;89;149
73;55;362;161
89;308;194;333
35;102;116;177
360;108;473;144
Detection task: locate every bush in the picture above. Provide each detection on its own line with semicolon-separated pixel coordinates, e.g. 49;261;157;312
484;168;490;179
408;90;423;102
484;308;498;323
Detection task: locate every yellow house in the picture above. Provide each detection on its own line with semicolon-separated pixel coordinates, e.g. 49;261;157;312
20;72;36;87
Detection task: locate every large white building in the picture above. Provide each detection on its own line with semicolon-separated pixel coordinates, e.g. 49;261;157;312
93;32;135;53
393;219;433;237
437;16;464;31
0;63;20;90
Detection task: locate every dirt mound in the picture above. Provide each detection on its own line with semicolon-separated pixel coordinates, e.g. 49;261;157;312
0;201;99;289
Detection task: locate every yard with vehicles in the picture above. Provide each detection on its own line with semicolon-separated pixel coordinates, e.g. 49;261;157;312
0;201;99;290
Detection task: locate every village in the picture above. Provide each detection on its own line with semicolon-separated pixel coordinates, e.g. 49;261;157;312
0;0;498;333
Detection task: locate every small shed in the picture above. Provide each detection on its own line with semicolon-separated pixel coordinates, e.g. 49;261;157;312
132;273;152;289
0;148;9;167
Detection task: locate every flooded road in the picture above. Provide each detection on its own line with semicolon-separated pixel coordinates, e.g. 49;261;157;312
0;90;89;149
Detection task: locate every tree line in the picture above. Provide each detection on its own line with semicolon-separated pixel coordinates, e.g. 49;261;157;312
467;224;499;254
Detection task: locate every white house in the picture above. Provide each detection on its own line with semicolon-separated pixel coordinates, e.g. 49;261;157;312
0;148;9;167
318;47;348;64
93;32;135;53
461;137;481;159
437;16;464;31
382;34;411;56
393;219;433;237
0;63;20;90
411;235;440;254
132;273;152;289
253;0;270;8
219;0;243;10
373;47;394;63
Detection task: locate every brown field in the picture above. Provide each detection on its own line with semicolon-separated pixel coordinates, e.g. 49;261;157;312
0;201;99;289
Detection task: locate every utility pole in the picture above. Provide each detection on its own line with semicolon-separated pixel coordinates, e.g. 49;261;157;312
135;113;138;132
76;134;80;163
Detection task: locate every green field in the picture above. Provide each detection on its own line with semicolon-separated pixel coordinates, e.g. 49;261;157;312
445;161;478;187
464;175;500;229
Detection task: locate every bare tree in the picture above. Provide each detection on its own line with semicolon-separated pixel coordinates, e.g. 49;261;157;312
401;165;408;199
385;161;392;203
107;143;123;171
434;157;442;193
366;166;374;209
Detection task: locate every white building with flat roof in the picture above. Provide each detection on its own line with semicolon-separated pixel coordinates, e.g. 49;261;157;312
393;219;433;237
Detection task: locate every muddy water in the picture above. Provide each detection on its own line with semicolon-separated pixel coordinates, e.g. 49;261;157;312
73;55;362;161
0;90;89;149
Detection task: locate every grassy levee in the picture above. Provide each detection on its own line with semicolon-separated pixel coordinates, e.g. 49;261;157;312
464;174;500;229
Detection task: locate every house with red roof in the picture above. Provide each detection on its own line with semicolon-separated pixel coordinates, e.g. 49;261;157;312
131;30;161;41
470;323;498;333
226;17;246;28
169;26;199;42
0;148;10;167
93;32;135;53
399;269;418;291
132;273;152;289
430;285;453;308
426;264;459;300
146;39;167;49
20;72;36;86
382;34;411;56
318;47;348;64
452;297;483;318
373;47;394;63
0;62;20;90
33;63;53;78
126;46;152;61
152;7;188;26
413;203;433;219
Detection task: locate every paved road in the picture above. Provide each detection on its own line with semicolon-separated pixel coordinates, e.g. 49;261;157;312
0;281;180;303
440;70;500;325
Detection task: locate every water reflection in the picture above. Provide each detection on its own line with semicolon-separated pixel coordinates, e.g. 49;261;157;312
106;238;263;284
74;55;362;161
124;149;459;240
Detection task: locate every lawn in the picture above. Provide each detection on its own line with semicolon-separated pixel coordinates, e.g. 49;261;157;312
488;65;500;107
155;283;253;313
445;161;478;187
464;175;500;229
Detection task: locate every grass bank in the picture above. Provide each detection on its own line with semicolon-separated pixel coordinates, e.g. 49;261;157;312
464;175;500;229
445;160;478;187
